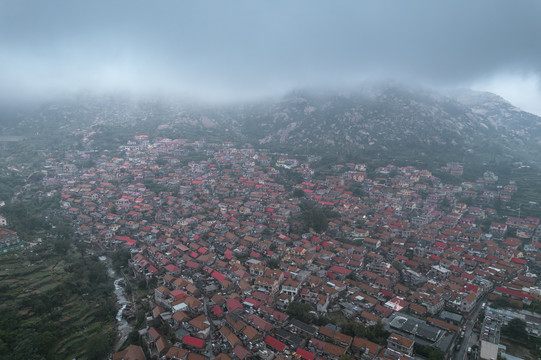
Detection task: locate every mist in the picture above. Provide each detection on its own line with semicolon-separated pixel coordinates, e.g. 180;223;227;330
1;1;540;114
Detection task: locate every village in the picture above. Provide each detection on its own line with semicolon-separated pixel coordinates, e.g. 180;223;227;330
15;134;541;360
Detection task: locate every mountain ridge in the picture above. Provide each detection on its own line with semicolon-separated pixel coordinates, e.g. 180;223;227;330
3;83;541;169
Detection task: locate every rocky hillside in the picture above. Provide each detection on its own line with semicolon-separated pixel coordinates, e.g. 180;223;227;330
449;89;541;155
2;83;541;168
239;84;541;167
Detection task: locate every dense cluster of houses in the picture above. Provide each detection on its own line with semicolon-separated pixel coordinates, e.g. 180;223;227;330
39;135;541;360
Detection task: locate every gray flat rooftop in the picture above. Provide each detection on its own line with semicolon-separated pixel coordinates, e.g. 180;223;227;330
389;314;441;342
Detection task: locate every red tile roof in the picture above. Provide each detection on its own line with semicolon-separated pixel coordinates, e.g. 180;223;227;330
148;327;161;341
183;335;205;348
212;270;227;282
495;287;533;300
296;347;315;360
265;335;286;352
233;345;251;360
226;298;243;313
165;264;180;273
329;265;351;275
461;272;475;280
212;305;225;316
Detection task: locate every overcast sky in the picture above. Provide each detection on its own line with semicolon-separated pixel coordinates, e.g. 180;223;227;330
1;1;540;114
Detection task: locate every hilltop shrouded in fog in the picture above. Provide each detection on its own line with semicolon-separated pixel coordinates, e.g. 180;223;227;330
5;83;541;172
0;1;540;115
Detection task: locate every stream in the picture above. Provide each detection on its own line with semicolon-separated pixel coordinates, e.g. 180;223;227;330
100;256;133;352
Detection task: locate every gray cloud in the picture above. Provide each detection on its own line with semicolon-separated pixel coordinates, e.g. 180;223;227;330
1;1;540;111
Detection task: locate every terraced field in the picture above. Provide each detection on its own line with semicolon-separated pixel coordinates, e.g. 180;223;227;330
0;245;116;360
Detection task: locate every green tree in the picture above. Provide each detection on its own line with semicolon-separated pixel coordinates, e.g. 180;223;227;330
526;301;541;315
478;309;485;323
112;248;132;272
351;185;365;197
293;189;305;198
286;302;314;323
427;347;445;360
414;344;445;360
440;196;450;210
267;258;280;269
342;320;367;338
494;197;503;213
301;206;329;233
38;331;58;357
52;238;70;255
369;321;389;345
0;339;8;358
502;318;528;341
50;220;74;240
85;332;113;360
12;334;45;360
492;297;516;309
126;330;141;347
